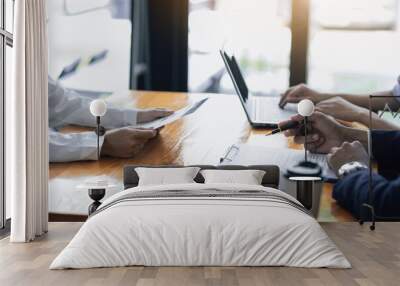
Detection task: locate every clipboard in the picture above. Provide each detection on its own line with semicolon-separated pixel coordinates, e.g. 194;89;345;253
219;144;240;163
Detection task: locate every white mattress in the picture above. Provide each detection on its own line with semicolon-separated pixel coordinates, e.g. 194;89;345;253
50;183;350;269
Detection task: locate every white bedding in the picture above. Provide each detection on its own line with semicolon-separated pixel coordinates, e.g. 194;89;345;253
50;183;350;269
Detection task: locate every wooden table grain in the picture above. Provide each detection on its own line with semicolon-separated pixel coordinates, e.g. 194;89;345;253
49;90;353;221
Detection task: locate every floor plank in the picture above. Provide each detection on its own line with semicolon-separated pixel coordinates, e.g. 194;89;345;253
0;222;399;286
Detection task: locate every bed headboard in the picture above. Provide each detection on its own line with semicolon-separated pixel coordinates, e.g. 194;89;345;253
123;165;280;189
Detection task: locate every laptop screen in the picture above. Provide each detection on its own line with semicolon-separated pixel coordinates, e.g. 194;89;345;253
220;50;253;115
228;56;249;101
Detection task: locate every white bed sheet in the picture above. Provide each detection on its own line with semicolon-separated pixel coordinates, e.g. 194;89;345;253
50;183;350;269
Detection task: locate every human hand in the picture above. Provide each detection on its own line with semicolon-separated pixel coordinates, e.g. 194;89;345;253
327;141;369;175
315;97;368;123
101;127;158;158
279;84;330;109
282;112;347;154
137;108;174;123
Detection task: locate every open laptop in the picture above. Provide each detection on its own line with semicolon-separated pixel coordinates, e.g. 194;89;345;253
220;50;296;128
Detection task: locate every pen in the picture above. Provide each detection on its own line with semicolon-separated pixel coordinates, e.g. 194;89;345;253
265;120;300;136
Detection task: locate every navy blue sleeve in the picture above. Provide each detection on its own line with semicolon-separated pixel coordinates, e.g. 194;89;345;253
371;130;400;172
333;169;400;219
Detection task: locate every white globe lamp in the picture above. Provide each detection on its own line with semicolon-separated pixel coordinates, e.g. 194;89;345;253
90;99;107;117
297;99;314;162
90;99;108;160
286;99;322;214
298;99;314;117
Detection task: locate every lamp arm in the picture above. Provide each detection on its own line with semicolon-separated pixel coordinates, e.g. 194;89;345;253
97;116;100;160
304;117;308;162
94;116;106;160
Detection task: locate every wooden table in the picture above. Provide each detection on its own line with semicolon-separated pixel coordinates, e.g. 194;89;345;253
49;90;353;222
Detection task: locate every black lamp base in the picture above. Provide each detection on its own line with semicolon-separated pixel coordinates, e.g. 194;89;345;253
286;161;322;212
88;188;106;215
286;160;322;177
296;180;314;210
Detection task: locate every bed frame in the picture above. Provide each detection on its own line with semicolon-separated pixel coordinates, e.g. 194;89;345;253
123;165;280;189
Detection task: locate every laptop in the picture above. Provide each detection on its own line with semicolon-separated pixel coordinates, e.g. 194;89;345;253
220;50;296;128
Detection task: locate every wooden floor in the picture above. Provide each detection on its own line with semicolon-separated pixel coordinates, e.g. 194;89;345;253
1;223;399;286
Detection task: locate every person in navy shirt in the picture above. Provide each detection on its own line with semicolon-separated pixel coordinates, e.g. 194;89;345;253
280;110;400;219
279;78;400;219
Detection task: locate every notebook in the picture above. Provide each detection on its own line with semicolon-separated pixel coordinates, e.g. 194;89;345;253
220;144;337;182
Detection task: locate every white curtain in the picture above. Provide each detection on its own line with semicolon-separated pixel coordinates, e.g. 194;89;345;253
7;0;49;242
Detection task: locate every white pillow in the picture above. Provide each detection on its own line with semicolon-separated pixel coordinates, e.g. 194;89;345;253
200;169;266;185
136;167;201;186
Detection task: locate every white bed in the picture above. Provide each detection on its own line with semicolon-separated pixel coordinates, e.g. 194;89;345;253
50;183;350;269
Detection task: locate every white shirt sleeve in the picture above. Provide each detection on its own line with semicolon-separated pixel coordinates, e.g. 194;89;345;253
49;129;105;162
48;77;138;129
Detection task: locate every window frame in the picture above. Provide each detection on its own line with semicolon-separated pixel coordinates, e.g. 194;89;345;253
290;0;310;85
134;0;189;92
0;0;13;233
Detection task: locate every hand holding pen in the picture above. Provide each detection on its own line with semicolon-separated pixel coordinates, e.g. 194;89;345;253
271;111;352;154
266;99;315;136
265;120;301;136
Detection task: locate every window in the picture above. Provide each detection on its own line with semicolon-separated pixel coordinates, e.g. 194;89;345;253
188;0;292;94
0;0;14;231
308;0;400;93
188;0;400;95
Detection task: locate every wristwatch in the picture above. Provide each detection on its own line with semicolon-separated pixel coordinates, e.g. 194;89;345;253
338;161;368;178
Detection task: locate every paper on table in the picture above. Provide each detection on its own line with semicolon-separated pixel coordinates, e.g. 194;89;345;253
135;97;209;129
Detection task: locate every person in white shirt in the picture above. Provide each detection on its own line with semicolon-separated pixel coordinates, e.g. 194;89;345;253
48;77;172;162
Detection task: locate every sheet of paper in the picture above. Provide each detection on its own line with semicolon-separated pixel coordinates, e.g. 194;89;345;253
135;97;209;129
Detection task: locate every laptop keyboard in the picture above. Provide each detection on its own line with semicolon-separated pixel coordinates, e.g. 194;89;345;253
253;96;296;122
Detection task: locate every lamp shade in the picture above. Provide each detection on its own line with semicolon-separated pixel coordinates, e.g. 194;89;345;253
90;99;107;117
298;99;314;117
